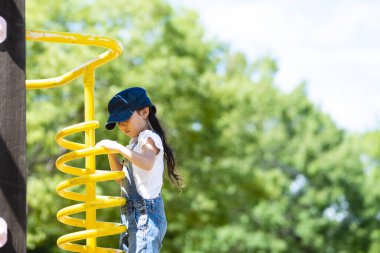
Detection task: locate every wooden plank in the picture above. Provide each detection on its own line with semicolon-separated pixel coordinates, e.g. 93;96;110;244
0;0;26;252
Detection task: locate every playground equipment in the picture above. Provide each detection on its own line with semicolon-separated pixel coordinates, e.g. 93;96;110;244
26;30;126;252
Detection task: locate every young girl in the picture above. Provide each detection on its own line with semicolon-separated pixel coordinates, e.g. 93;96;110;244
95;87;181;252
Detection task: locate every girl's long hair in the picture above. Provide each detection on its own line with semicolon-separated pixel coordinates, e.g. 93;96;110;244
148;105;183;189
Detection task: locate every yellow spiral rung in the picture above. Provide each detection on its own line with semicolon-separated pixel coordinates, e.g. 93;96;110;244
26;30;126;252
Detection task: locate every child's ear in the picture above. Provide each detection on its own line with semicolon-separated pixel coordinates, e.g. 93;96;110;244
140;107;150;119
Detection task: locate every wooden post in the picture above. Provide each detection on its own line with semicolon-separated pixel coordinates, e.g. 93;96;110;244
0;0;26;252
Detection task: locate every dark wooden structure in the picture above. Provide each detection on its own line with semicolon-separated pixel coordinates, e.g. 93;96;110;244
0;0;26;252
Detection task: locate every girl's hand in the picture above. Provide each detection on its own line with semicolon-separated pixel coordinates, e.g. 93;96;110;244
95;140;123;152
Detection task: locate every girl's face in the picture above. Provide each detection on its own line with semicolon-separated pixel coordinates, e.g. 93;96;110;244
117;107;150;138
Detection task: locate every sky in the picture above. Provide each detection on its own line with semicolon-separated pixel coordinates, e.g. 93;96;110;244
170;0;380;133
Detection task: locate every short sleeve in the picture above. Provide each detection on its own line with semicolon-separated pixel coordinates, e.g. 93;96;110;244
138;130;164;152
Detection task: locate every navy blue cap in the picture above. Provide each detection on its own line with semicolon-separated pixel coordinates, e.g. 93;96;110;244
105;87;152;130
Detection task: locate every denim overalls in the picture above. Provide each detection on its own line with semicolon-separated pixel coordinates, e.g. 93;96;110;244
120;142;167;253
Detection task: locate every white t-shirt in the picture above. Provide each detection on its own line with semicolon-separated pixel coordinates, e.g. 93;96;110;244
123;130;164;199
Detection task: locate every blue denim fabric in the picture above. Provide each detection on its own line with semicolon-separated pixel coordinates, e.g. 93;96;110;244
119;142;167;252
120;196;167;252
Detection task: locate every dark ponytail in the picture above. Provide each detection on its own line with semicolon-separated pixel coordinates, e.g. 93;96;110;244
148;105;183;189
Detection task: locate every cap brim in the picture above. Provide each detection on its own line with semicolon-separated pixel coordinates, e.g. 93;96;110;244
105;122;116;130
105;110;134;130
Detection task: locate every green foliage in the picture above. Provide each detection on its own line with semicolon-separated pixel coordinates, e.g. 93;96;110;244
26;0;379;252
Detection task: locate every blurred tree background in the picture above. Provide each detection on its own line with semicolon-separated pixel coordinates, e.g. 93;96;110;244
26;0;380;252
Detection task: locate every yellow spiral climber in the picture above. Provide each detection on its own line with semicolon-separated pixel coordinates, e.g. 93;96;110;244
26;30;127;252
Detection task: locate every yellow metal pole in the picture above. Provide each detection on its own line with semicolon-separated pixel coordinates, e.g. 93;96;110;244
84;67;96;252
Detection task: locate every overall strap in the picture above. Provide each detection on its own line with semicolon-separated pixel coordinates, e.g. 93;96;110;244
120;140;148;231
122;142;140;200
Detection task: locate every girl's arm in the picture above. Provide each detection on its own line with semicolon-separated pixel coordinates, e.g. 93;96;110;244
96;138;159;171
107;153;123;172
106;153;123;185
